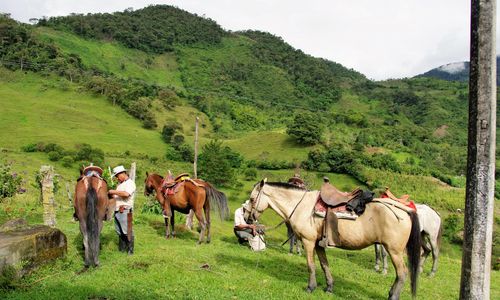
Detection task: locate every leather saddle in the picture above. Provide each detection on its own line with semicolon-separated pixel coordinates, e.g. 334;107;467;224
162;172;190;188
320;177;362;207
381;187;410;203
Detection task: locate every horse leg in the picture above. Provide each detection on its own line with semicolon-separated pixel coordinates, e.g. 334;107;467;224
387;249;407;300
170;210;176;237
374;244;381;272
429;235;439;277
79;221;90;267
185;209;195;230
302;239;317;293
193;208;207;244
287;223;294;254
204;202;211;243
381;245;388;275
316;245;334;293
420;235;431;274
164;216;172;239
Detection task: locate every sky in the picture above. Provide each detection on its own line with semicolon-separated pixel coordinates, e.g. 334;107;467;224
0;0;497;80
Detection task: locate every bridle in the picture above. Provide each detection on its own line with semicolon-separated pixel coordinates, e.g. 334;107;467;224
250;181;308;222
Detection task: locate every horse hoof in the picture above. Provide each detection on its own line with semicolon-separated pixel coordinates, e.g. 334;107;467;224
324;286;333;293
306;287;316;293
428;272;436;278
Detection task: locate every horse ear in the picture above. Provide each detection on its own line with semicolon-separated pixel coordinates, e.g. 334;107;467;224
146;171;149;176
260;178;267;187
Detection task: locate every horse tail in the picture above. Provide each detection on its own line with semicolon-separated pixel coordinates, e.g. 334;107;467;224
86;182;100;266
436;219;443;250
407;211;421;298
203;182;229;220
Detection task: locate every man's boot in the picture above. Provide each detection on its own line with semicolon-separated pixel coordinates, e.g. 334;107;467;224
127;236;134;255
118;235;127;252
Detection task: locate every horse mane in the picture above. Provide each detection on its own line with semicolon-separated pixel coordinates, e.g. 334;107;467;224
266;182;306;191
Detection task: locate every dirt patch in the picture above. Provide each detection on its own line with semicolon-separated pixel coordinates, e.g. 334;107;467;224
365;147;386;154
433;125;449;138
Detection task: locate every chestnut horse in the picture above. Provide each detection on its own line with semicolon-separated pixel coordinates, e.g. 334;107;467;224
144;173;229;244
74;175;109;267
249;179;421;300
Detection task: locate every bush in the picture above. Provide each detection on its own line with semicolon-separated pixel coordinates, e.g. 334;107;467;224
443;214;464;244
171;134;185;148
198;140;236;187
286;112;324;145
47;151;62;161
21;143;37;152
161;122;182;143
61;156;74;168
74;143;105;166
243;168;258;180
0;164;23;199
177;143;194;163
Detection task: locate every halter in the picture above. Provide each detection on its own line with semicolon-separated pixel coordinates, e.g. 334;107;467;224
251;181;308;222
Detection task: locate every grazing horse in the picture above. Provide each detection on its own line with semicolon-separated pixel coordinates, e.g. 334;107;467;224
375;203;442;277
74;174;109;267
144;173;229;244
249;179;421;300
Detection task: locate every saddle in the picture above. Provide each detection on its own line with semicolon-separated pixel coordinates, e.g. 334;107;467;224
320;177;363;207
161;172;201;196
381;187;410;203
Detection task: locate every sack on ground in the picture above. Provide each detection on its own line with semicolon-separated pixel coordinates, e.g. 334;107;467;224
248;233;266;251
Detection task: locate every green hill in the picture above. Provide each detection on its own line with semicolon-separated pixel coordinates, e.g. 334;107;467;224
0;6;499;296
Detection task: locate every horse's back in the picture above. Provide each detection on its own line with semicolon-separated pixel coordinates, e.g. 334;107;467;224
415;204;441;235
336;202;412;250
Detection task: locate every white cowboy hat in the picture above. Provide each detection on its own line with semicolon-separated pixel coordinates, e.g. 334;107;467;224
242;200;252;211
112;165;127;177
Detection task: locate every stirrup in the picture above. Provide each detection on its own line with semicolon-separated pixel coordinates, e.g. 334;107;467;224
318;237;335;248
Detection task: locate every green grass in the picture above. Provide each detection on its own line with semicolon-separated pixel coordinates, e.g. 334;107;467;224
36;27;184;90
0;69;166;157
1;164;498;299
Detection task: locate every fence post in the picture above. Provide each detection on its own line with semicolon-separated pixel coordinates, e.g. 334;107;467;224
40;165;56;227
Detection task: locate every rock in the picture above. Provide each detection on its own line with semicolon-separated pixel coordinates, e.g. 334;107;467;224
0;219;67;274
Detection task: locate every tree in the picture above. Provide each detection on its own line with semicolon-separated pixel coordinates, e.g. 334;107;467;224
198;140;235;186
286;112;324;145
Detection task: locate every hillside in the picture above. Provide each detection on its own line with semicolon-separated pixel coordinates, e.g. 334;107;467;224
0;4;499;298
416;56;500;85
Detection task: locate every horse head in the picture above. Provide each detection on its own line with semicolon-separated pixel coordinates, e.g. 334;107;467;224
249;178;269;220
144;172;160;196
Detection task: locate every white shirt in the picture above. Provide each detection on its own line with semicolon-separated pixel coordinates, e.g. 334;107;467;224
114;178;136;211
234;207;248;227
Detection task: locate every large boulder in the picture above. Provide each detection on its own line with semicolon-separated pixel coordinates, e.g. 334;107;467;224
0;218;67;274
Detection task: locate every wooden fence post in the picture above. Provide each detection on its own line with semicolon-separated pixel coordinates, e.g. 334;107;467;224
460;0;496;299
40;165;56;227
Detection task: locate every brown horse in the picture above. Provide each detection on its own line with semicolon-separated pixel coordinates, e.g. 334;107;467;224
74;175;109;267
144;173;229;244
249;179;421;300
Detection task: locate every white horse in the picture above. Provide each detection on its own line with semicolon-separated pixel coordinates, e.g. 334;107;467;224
249;179;421;300
375;203;442;277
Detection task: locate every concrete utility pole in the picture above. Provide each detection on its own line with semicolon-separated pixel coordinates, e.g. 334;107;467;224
194;116;199;179
460;0;496;299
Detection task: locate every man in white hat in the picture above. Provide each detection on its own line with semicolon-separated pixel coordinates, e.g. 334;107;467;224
233;200;265;251
108;165;136;254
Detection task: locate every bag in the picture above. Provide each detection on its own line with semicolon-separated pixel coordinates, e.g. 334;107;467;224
248;233;266;251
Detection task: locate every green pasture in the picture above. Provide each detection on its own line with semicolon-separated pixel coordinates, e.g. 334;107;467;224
35;27;184;90
1;158;499;299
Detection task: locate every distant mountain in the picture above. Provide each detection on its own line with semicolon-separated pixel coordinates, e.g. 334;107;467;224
416;56;500;85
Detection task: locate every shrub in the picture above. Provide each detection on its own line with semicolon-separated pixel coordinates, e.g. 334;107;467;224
61;156;74;168
21;143;37;152
171;134;185;148
198;140;236;187
0;164;23;199
177;143;194;163
243;167;257;180
286;112;324;145
47;151;62;161
74;143;105;166
443;214;464;244
161;122;182;143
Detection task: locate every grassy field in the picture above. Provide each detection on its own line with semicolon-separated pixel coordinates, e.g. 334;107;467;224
36;27;185;90
1;164;498;299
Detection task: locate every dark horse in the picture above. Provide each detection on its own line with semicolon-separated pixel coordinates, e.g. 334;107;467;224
144;173;229;244
74;174;109;267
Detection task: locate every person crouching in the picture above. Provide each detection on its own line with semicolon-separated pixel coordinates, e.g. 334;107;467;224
233;200;265;251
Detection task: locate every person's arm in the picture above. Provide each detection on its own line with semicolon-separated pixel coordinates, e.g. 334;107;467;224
108;190;130;198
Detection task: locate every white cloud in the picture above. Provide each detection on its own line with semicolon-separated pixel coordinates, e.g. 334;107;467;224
0;0;497;80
